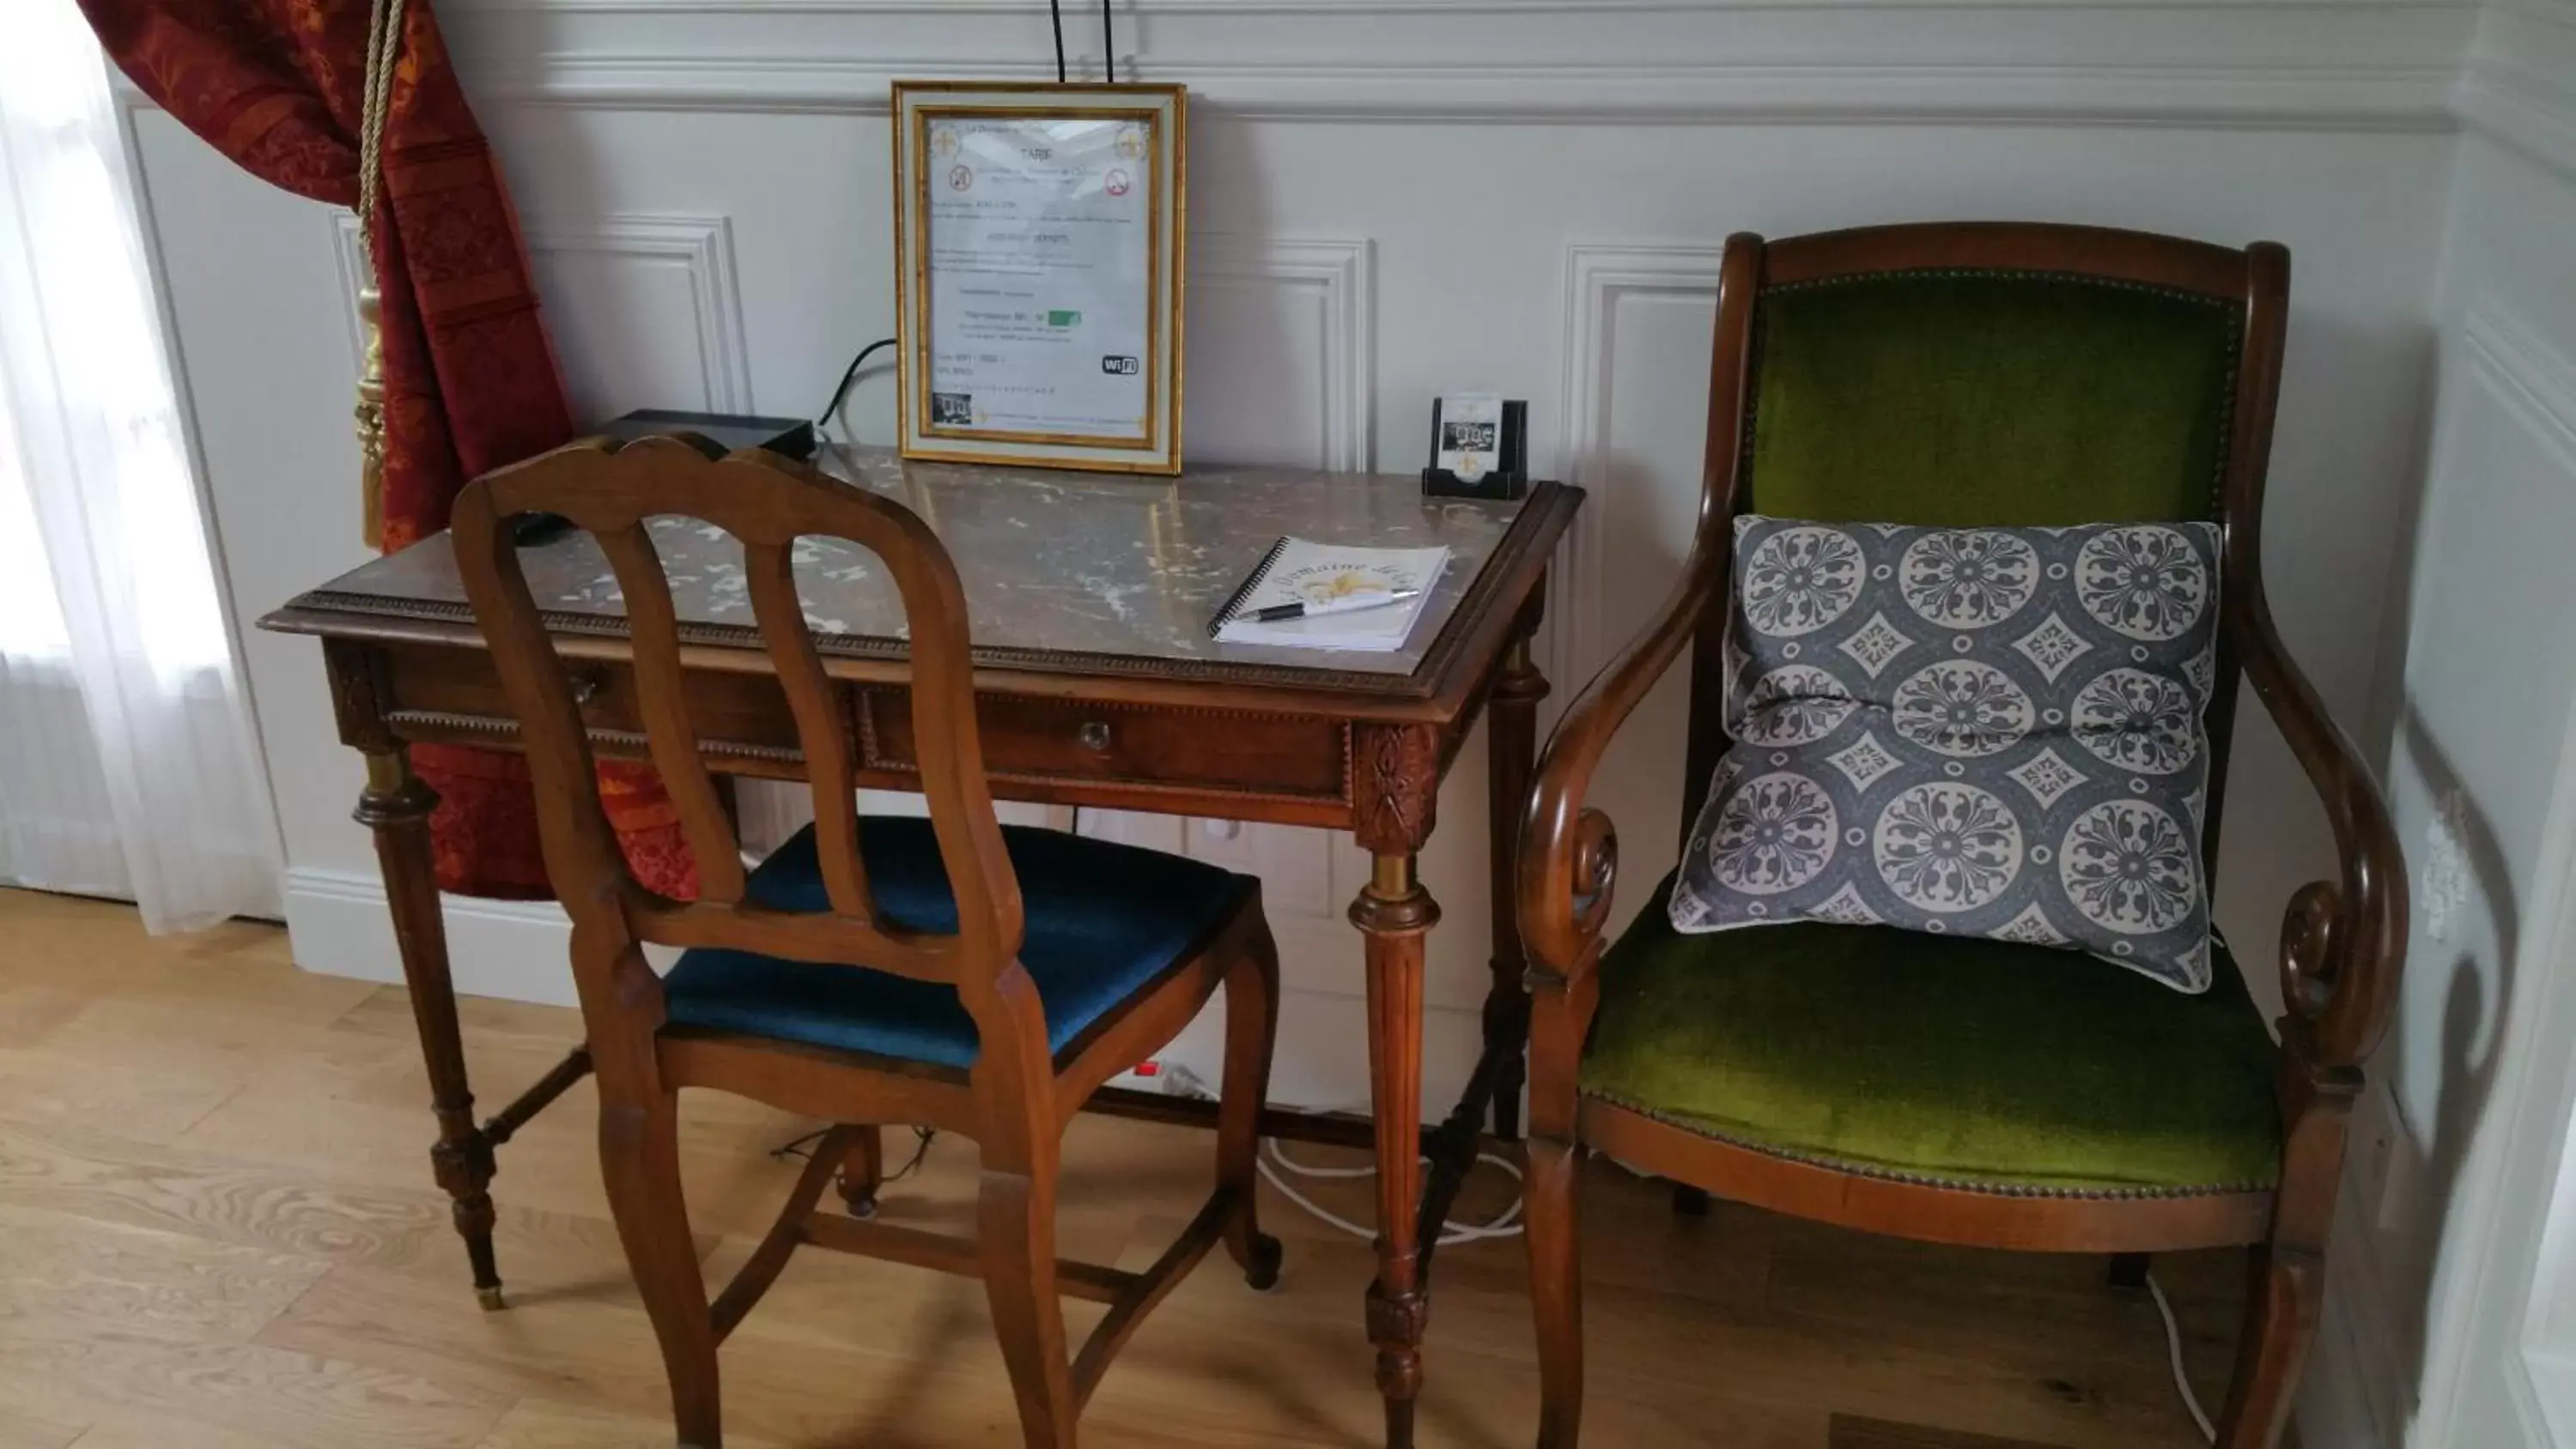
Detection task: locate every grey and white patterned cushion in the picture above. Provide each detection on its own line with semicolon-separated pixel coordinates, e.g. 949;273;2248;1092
1668;515;2224;992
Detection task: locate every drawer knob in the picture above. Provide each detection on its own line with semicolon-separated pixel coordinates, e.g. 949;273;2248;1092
1077;720;1113;752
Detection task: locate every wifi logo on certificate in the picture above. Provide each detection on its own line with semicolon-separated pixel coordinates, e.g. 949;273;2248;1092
895;82;1188;476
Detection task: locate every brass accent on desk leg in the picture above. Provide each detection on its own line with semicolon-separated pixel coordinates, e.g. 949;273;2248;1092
355;284;388;551
355;749;505;1310
1353;850;1440;1449
1483;619;1549;1140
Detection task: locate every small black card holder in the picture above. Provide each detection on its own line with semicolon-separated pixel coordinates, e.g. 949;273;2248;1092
1421;397;1528;500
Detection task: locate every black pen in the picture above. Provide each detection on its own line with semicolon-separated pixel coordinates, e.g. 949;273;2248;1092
1250;589;1421;623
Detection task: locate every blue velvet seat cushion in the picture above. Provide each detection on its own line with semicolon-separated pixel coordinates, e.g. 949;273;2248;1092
663;817;1255;1070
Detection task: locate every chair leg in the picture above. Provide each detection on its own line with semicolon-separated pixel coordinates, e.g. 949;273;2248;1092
1525;1134;1585;1449
2213;1244;2322;1449
836;1125;884;1218
1219;932;1285;1290
981;1166;1081;1449
600;1088;721;1449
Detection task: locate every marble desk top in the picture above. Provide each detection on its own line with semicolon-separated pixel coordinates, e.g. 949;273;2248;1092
287;445;1565;685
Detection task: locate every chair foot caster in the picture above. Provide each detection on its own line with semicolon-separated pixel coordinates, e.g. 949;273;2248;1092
1242;1233;1285;1293
845;1195;878;1220
1671;1185;1712;1218
476;1285;507;1312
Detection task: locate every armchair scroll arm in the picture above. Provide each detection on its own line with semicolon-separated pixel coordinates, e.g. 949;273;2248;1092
1519;233;1763;984
2230;589;2408;1070
1517;544;1725;981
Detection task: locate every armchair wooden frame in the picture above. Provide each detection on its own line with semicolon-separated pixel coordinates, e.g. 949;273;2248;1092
450;435;1284;1449
1515;224;2406;1449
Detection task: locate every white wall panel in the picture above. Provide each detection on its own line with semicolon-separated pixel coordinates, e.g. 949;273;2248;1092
2300;8;2576;1438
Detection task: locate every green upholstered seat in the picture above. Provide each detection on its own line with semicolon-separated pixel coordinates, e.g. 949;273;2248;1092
1580;880;2281;1193
1747;272;2239;526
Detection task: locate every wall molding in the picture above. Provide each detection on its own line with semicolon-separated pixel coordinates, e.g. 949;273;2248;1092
1554;243;1727;682
2453;8;2576;185
2461;300;2576;472
438;0;2470;128
330;210;754;414
524;213;756;414
1192;234;1375;473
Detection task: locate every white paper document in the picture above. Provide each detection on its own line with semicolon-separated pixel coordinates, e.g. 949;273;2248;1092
925;114;1157;440
1211;538;1452;652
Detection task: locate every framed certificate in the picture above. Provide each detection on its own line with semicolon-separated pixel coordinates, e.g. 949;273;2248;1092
893;82;1187;476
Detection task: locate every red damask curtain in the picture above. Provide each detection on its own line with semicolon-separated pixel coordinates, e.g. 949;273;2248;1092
79;0;696;900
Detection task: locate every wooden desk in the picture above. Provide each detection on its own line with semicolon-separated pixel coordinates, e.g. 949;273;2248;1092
262;445;1581;1447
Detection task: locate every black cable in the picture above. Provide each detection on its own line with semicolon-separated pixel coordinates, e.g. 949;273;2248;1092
1049;0;1067;82
885;1125;937;1185
814;336;898;431
1101;0;1115;82
772;1125;938;1185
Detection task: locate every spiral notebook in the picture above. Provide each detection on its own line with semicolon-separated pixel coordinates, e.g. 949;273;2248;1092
1207;537;1452;652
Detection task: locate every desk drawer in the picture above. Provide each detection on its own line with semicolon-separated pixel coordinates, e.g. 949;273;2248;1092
859;690;1349;803
377;643;808;765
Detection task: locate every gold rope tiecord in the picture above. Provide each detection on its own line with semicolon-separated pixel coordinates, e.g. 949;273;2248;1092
352;0;409;549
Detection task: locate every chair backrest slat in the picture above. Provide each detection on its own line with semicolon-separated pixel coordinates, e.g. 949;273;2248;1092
450;435;1025;1004
596;522;749;907
744;539;875;922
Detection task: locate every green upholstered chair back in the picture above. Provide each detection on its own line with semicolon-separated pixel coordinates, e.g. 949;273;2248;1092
1743;273;2240;526
1686;224;2289;880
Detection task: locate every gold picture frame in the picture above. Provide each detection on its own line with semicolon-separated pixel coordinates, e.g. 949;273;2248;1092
892;82;1187;476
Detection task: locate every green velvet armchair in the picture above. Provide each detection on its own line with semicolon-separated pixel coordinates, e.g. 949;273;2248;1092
1515;223;2405;1448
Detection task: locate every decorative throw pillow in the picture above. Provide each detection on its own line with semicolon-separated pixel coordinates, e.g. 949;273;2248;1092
1668;515;2225;992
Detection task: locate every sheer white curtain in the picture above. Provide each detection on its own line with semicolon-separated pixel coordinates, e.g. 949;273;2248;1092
0;0;282;931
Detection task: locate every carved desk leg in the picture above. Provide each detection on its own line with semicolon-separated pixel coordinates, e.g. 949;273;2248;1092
1483;619;1549;1140
1353;724;1443;1449
355;749;505;1310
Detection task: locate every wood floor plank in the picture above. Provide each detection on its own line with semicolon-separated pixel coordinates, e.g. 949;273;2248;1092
1831;1415;2069;1449
0;1403;86;1449
0;1201;328;1345
471;1399;791;1449
0;1331;507;1449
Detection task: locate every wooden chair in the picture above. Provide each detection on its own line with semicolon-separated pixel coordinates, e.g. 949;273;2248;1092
1516;225;2404;1448
450;435;1284;1449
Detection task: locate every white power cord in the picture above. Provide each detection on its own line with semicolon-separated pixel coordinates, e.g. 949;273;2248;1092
1257;1138;1525;1246
1147;1064;1524;1248
2146;1270;2216;1443
1195;1065;2202;1440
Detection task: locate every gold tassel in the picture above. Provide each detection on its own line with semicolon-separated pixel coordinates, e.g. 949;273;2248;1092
355;282;387;551
353;0;408;551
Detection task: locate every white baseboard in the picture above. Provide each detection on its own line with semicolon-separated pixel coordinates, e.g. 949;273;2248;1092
285;865;585;1006
282;865;1491;1118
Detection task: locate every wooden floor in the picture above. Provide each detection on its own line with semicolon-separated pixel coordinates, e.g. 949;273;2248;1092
0;886;2249;1449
